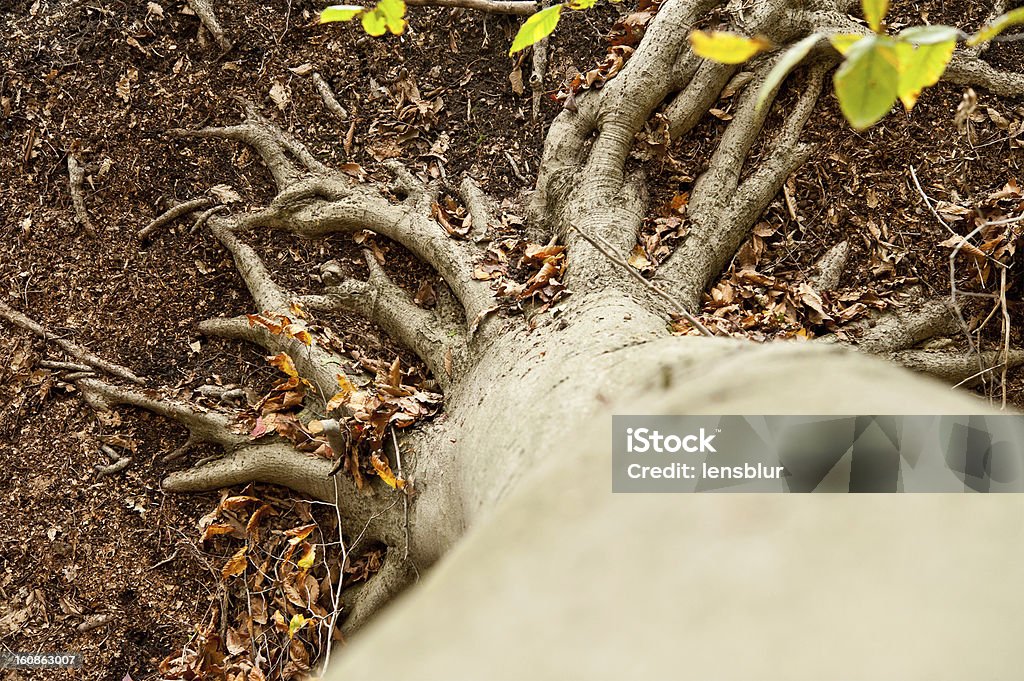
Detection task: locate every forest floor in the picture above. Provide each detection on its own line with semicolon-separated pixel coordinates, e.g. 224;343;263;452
1;0;1022;678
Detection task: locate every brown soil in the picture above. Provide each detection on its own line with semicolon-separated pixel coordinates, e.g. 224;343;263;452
1;0;1022;678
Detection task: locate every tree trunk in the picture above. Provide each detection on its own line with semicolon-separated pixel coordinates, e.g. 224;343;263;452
17;0;1023;675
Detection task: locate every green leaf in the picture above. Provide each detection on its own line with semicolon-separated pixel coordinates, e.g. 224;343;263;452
894;38;956;110
319;4;364;22
509;5;562;55
288;614;307;639
897;24;959;45
833;35;900;130
569;0;597;8
829;33;865;55
861;0;888;33
689;30;773;64
755;33;822;111
969;7;1024;45
360;0;405;36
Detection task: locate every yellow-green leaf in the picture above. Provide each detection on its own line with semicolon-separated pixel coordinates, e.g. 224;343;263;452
319;4;363;22
288;614;307;639
969;7;1024;46
829;33;865;55
897;25;959;45
509;5;562;56
689;30;773;64
862;0;888;33
361;0;405;36
569;0;597;8
894;38;956;110
756;33;822;111
297;543;316;570
833;35;899;130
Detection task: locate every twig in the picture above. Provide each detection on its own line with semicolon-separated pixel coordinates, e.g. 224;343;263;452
1000;265;1010;409
405;0;536;14
95;455;132;477
391;428;410;562
568;226;715;337
312;72;349;121
0;301;145;385
908;165;984;375
149;551;179;571
67;154;97;238
140;197;216;239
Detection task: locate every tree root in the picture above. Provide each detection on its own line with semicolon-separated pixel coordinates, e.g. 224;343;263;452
67;154;97;238
298;252;468;390
341;551;415;632
657;61;829;311
140;197;216;240
312;72;349;121
186;0;232;52
0;302;145;385
889;349;1024;387
944;53;1024;97
830;299;961;355
808;241;850;291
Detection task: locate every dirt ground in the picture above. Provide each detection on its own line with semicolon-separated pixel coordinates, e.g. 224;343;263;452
1;0;1022;678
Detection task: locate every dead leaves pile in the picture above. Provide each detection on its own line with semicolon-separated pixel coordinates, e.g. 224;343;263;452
673;222;906;340
243;346;439;493
158;489;385;680
473;238;568;313
628;193;690;275
554;0;661;109
365;69;447;173
939;179;1023;288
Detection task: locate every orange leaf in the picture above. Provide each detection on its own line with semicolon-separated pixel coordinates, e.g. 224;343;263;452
200;522;236;543
221;546;248;580
267;352;299;378
285;524;316;545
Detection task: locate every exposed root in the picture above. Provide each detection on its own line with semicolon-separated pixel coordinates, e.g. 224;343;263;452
828;299;961;355
163;441;404;545
664;61;737;140
530;37;548;121
77;378;247;448
140;197;216;240
808;241;850;291
942;54;1024;98
458;176;495;241
341;552;415;633
0;302;145;385
186;0;232;52
299;253;468;389
207;217;290;312
197;316;353;407
890;349;1024;387
312;72;349;121
406;0;536;13
67;154;97;238
656;61;828;311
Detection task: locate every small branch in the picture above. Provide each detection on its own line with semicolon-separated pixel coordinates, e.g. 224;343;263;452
186;0;232;52
568;225;714;337
140;197;216;239
312;72;349;121
0;302;145;385
95;455;132;477
67;154;97;238
405;0;536;14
